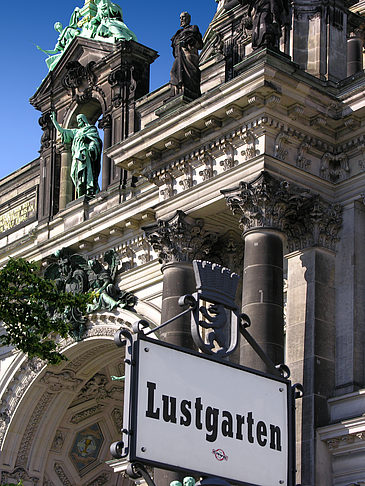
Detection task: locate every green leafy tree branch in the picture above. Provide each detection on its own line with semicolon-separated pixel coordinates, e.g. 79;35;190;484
0;258;91;365
1;481;23;486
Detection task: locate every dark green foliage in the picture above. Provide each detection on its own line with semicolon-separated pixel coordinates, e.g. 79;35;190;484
1;482;23;486
0;258;91;364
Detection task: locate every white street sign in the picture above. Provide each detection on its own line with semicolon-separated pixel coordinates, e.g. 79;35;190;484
131;338;290;486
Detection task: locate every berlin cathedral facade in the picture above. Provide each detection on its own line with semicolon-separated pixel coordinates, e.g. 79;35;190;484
1;0;365;484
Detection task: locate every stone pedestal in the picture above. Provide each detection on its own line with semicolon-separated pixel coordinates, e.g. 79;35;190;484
241;230;284;372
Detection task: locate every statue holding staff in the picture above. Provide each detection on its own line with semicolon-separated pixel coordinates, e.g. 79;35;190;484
50;113;103;199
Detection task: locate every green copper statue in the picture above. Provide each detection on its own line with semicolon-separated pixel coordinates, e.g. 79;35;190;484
37;8;81;71
86;250;137;312
89;0;137;41
37;1;137;72
170;478;196;486
50;112;102;199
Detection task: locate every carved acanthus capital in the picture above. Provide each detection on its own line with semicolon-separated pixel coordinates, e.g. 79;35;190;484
222;171;310;233
208;230;244;275
305;197;343;252
222;171;342;251
143;210;218;264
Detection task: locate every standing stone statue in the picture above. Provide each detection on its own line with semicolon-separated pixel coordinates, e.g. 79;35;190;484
248;0;289;51
170;12;203;100
50;113;102;199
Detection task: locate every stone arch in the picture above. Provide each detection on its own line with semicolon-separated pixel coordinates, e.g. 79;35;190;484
63;98;103;129
0;307;159;485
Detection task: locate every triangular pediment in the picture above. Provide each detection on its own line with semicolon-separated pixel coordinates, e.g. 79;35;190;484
30;36;116;106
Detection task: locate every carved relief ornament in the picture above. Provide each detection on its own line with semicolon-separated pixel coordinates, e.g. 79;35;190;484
222;171;342;252
143;210;218;264
62;60;99;104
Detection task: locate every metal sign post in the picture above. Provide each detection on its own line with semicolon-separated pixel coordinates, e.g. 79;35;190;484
110;261;303;486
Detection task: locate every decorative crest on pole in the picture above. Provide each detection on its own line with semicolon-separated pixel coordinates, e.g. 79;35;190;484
193;261;239;309
187;261;240;358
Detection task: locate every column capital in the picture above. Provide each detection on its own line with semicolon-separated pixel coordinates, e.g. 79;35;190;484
143;210;218;264
222;171;342;252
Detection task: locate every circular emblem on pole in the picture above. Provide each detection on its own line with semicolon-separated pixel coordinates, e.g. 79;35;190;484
212;449;228;461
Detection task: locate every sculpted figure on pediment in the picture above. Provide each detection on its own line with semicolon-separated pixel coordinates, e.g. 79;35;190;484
88;0;137;41
37;8;81;71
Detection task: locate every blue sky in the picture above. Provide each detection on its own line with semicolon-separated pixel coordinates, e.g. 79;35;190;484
0;1;217;181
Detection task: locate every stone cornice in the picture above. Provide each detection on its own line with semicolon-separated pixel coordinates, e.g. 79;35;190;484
318;415;365;453
107;50;345;170
0;183;159;266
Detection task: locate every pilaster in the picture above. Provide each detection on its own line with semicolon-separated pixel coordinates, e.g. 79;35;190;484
335;200;365;395
286;247;336;485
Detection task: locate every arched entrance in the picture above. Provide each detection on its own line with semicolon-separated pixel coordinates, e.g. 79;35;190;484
0;308;158;486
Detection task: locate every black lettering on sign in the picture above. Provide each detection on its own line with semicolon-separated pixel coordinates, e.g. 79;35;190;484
180;400;192;426
146;381;160;419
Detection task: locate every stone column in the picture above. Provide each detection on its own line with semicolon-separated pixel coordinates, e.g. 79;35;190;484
98;115;112;190
242;229;284;370
222;172;305;371
144;210;217;485
286;248;336;486
347;33;363;77
285;200;341;486
58;143;73;210
223;172;343;484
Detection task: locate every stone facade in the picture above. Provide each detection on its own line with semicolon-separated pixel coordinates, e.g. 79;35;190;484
2;1;365;485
